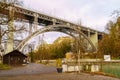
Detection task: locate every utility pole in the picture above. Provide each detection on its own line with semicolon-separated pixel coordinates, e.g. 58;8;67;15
78;49;81;73
78;33;82;73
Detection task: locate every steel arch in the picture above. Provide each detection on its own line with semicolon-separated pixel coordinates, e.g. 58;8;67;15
16;25;96;52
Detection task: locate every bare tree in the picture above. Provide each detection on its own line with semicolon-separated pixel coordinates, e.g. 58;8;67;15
0;0;24;6
0;2;27;62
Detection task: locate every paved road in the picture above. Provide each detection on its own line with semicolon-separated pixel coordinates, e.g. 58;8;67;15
0;63;57;76
0;63;120;80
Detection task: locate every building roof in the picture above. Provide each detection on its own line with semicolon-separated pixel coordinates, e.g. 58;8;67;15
4;50;27;57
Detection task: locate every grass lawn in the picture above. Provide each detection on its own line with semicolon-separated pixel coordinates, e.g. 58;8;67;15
102;63;120;78
0;63;11;70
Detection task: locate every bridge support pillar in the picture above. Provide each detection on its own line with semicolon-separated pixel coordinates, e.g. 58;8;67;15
6;6;14;53
29;23;32;34
52;19;56;25
88;29;90;39
90;31;98;49
33;13;38;31
87;29;91;50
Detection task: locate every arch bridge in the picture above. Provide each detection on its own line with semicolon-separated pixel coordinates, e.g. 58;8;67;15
16;24;96;52
0;2;103;53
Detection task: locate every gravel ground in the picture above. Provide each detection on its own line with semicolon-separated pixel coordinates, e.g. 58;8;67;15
0;63;57;76
0;63;120;80
0;73;120;80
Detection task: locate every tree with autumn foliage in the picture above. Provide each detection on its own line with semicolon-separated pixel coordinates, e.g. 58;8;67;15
98;17;120;58
34;36;74;61
51;36;73;59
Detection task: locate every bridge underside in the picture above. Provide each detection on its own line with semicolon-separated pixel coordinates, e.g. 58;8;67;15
16;24;96;53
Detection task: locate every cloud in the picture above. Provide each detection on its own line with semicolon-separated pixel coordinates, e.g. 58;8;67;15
43;32;68;43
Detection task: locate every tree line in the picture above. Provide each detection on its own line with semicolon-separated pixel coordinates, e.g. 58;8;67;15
98;17;120;59
29;36;73;62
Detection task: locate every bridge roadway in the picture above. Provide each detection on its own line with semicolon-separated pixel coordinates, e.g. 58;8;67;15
0;2;102;36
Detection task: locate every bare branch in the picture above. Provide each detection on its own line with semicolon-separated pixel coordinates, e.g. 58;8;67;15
14;25;28;32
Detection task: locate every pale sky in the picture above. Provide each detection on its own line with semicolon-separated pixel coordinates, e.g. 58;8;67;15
22;0;120;44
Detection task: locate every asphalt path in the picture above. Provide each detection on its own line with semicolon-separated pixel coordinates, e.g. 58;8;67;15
0;63;120;80
0;63;57;76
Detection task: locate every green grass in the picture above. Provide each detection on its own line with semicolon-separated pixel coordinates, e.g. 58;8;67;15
0;63;11;70
102;63;120;78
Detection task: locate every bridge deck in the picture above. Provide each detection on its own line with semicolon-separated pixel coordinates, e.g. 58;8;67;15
0;2;102;35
